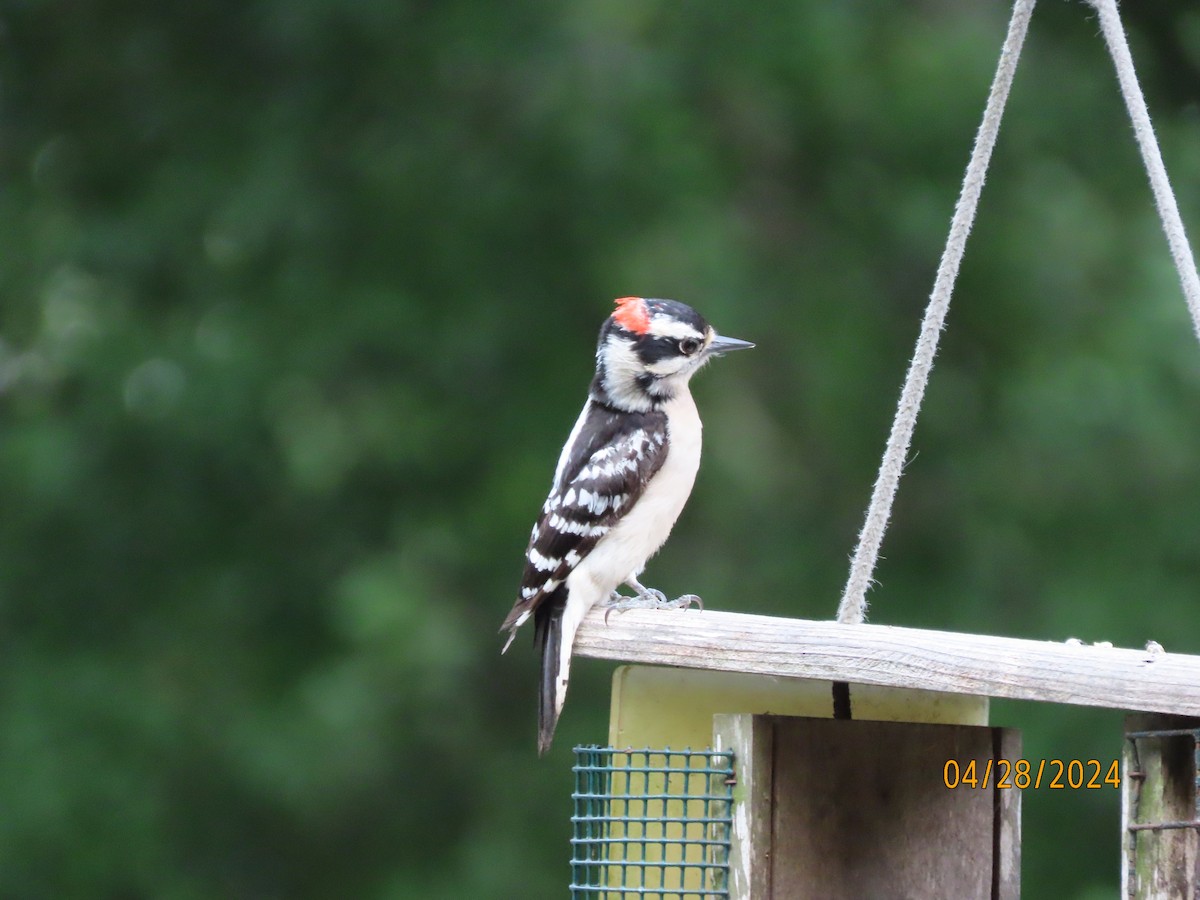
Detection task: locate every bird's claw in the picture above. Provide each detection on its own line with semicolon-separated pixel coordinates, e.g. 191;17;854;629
675;593;703;612
602;589;704;624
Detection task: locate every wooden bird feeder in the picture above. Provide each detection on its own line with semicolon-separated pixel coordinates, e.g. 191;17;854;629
572;611;1200;898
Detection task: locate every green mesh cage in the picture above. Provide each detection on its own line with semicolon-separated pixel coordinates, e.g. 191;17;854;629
570;746;735;899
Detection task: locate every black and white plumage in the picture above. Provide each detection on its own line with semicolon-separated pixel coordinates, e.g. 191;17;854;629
500;297;753;755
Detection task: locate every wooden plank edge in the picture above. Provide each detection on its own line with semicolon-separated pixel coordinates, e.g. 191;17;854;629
573;607;1200;716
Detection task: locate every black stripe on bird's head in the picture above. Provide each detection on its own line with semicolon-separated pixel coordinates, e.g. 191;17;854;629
591;297;753;411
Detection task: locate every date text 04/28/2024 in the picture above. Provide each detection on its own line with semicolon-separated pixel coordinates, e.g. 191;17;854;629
944;758;1122;790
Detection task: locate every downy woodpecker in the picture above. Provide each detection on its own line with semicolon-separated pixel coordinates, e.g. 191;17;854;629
500;297;753;755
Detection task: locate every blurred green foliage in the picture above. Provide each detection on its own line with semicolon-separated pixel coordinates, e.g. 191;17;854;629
1;1;1198;897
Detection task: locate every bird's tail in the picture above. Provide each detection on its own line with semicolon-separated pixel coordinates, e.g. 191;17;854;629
535;605;565;756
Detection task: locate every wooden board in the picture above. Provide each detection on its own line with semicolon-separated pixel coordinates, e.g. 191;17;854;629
715;715;1021;899
1121;713;1200;899
576;607;1200;716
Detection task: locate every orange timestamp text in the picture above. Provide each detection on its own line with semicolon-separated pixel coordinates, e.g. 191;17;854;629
943;758;1121;790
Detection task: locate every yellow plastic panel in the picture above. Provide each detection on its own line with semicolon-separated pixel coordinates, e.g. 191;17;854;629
608;665;988;749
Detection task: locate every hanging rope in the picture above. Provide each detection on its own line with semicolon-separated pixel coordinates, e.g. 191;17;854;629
836;0;1037;624
1089;0;1200;343
838;0;1200;626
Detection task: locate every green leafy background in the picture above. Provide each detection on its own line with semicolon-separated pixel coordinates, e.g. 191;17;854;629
2;2;1198;897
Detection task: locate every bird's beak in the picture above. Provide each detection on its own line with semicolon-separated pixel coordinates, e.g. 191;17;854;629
707;334;755;356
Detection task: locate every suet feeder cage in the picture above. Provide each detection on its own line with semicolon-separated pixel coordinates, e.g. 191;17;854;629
570;747;735;898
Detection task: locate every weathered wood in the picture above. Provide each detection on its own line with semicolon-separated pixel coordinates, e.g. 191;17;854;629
1121;714;1200;899
711;715;1020;899
995;726;1023;899
574;608;1200;716
713;715;773;900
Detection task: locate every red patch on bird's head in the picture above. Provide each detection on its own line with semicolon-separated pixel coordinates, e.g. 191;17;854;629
613;296;650;334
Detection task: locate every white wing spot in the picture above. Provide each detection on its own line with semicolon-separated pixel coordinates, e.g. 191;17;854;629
549;514;608;537
528;548;559;571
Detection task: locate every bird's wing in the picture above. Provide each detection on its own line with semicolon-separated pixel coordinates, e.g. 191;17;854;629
500;402;669;646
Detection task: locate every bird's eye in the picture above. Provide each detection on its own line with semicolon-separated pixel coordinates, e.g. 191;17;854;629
679;338;702;355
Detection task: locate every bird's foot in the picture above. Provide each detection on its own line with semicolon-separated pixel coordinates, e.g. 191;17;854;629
603;588;703;624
